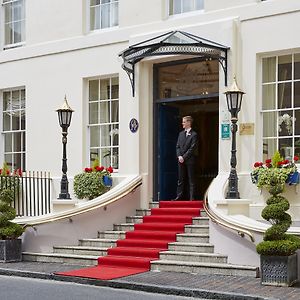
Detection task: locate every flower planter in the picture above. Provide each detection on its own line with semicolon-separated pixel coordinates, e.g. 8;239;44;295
0;239;22;262
260;254;298;286
103;175;112;187
286;171;299;185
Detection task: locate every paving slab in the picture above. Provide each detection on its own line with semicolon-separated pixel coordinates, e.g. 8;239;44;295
0;262;299;300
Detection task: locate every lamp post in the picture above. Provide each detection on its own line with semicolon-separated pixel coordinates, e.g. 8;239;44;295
224;77;245;199
56;96;74;199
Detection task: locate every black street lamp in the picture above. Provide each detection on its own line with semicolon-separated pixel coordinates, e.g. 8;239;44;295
56;96;74;199
224;77;245;199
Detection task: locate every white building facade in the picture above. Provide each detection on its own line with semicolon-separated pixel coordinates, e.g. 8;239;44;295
1;0;300;265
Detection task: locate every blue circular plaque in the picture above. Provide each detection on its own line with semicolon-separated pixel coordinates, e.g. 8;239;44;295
129;118;139;133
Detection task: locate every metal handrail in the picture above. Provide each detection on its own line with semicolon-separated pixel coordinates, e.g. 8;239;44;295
203;182;255;243
18;177;142;227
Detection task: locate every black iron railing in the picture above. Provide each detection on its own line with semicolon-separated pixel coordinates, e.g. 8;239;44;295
0;172;52;217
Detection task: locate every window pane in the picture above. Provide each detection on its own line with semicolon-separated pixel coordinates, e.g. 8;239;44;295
22;153;25;171
14;132;21;152
5;154;13;169
90;148;100;164
278;55;292;81
196;0;204;10
101;3;110;28
3;92;11;111
111;77;119;98
182;0;193;12
90;0;101;5
12;112;20;130
14;153;21;169
5;23;13;45
279;138;293;160
111;124;119;146
294;81;300;108
295;137;300;158
100;125;110;146
100;79;110;100
101;148;110;166
90;6;100;30
295;53;300;80
89;80;99;101
278;111;294;136
295;109;300;135
21;113;25;130
278;82;291;109
4;133;12;152
13;1;23;21
3;113;11;131
263;111;276;137
12;90;20;108
112;148;118;169
90;126;100;147
262;84;276;110
22;132;25;151
263;139;276;161
262;57;276;83
89;102;99;124
173;0;181;14
111;1;118;26
111;101;118;122
100;101;110;123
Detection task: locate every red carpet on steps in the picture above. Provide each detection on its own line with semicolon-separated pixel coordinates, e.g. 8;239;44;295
56;200;203;280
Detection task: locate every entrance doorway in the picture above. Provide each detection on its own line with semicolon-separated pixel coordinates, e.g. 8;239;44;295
154;58;219;201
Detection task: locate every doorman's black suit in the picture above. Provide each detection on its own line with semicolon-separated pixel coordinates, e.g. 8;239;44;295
176;129;198;200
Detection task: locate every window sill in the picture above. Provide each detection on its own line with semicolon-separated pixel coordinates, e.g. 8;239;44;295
3;42;25;51
88;26;119;35
168;9;204;20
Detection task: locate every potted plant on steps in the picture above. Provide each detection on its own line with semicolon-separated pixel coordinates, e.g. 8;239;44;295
251;151;300;286
0;164;25;262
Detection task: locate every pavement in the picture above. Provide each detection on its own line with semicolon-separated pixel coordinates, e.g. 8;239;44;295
0;262;299;300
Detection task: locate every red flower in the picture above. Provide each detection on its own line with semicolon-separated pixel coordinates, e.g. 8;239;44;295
254;162;262;168
294;156;299;162
106;166;113;173
84;167;92;173
0;169;2;175
266;163;272;168
18;169;23;176
265;159;272;164
95;166;104;172
278;161;284;166
284;159;289;164
6;170;10;175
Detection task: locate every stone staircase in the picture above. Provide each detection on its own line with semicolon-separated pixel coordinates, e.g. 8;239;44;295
23;203;259;277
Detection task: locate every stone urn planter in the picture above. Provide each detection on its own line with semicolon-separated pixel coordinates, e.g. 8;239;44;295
260;254;298;286
0;239;22;262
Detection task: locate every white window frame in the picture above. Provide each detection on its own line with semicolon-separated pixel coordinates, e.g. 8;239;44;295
1;87;26;171
87;76;119;171
2;0;26;50
168;0;204;16
261;53;300;161
88;0;119;32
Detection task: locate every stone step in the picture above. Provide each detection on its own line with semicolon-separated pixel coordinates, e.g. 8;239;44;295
135;209;151;216
22;252;98;266
126;216;143;224
113;223;135;231
97;230;126;239
79;238;117;248
176;233;210;243
168;242;214;253
184;225;209;234
159;251;227;263
53;246;107;256
192;217;209;225
151;260;259;277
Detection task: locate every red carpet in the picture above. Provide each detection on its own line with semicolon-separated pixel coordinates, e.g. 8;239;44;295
56;200;203;280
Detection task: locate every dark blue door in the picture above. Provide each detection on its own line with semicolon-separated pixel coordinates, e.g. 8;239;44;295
158;104;180;200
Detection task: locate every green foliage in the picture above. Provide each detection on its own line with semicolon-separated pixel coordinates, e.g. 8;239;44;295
92;157;100;171
74;172;109;200
256;168;294;188
0;189;24;240
271;150;283;168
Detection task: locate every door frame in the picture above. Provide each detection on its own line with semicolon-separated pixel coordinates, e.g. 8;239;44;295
153;58;219;201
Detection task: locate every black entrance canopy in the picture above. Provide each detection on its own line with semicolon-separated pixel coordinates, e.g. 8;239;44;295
119;30;229;96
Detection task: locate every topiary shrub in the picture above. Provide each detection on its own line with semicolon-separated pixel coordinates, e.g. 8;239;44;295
0;189;24;239
256;176;300;256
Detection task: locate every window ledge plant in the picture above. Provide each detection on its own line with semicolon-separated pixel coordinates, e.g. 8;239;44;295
73;160;113;200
